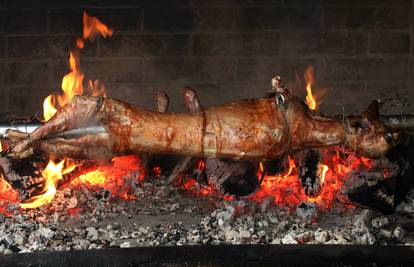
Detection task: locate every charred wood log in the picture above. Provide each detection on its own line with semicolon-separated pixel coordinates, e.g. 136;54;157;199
0;153;44;200
347;139;413;214
205;158;261;196
295;149;323;197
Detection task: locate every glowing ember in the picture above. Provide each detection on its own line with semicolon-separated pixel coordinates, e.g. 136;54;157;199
250;147;376;210
70;155;145;200
304;66;317;110
153;166;162;177
0;175;19;214
21;159;77;209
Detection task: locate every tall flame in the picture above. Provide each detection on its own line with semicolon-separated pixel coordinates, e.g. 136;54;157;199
42;12;111;121
304;66;317;110
59;51;84;103
20;159;77;209
83;11;113;41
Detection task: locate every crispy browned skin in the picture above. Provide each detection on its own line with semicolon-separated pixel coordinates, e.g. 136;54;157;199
7;90;399;161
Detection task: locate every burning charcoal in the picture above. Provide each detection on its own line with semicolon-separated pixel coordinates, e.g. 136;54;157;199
353;209;372;227
224;228;239;242
120;241;131;248
314;228;330;243
379;228;393;239
206;159;260;196
296;202;317;224
239;229;251;240
295;231;314;244
67;196;78;209
396;201;414;214
38;227;54;240
296;150;323;197
396;189;414;214
86;227;98;241
359;233;376;245
214;205;236;227
325;233;349;244
281;233;298;244
169;203;180;212
393;226;405;238
62;187;72;197
371;216;390;229
258;196;275;213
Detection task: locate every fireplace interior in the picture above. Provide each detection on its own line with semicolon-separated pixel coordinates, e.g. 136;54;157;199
0;0;414;266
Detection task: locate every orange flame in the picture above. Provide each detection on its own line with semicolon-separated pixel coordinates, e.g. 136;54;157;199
21;159;77;209
76;37;84;49
59;51;84;102
286;155;296;176
42;12;111;121
318;164;329;185
70;155;144;200
43;95;58;122
304;66;317;110
83;11;113;41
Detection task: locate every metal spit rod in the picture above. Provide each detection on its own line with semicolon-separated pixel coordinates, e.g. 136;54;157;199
0;124;107;139
0;114;413;139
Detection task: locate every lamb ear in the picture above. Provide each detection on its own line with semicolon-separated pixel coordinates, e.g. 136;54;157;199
362;99;383;122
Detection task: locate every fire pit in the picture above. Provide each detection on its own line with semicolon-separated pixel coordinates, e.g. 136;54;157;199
0;1;414;266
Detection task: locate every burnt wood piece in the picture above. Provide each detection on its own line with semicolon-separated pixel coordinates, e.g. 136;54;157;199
205;158;260;196
295;149;322;197
0;153;44;200
348;138;414;214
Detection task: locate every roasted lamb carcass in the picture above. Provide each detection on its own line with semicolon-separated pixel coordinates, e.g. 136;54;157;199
5;88;401;162
0;77;405;199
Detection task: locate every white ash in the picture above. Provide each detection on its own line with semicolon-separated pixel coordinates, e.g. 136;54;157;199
0;177;413;254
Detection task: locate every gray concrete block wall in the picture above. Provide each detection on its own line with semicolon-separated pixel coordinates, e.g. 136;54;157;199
0;0;412;117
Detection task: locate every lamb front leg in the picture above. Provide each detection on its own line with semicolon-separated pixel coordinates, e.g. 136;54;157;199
8;96;103;159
